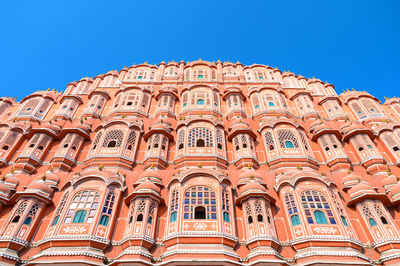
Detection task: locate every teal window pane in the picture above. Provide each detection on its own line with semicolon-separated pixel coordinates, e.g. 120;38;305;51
268;102;275;106
99;215;109;226
73;210;87;223
341;216;348;227
223;212;230;223
23;217;32;225
369;218;377;226
51;215;60;226
170;211;177;222
285;141;294;148
314;210;328;224
197;99;204;105
198;75;204;79
291;215;301;226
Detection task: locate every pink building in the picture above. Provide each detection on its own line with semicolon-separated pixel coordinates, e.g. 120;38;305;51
0;60;398;265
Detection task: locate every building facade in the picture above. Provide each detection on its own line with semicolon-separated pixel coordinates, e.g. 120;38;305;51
0;60;399;265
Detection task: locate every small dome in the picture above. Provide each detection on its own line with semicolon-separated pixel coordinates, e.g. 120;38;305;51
134;180;161;194
239;180;267;196
0;182;10;198
382;175;398;188
138;170;162;180
348;183;375;197
28;179;53;195
238;171;262;180
389;183;400;198
310;120;323;130
342;173;364;190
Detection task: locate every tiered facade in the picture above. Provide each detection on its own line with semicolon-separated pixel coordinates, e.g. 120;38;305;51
0;60;399;265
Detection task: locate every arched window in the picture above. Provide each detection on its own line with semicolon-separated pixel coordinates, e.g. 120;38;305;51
373;203;390;225
216;128;223;150
147;202;155;224
22;203;40;226
278;130;299;149
301;190;336;224
99;189;115;226
264;132;276;151
170;189;179;222
183;186;217;220
221;188;230;222
188;128;213;148
178;130;185;150
136;200;146;221
291;215;301;226
369;218;377;226
102;130;124;148
197;99;204;105
330;190;349;227
285;193;300;226
65;190;99;224
51;192;69;227
314;210;328;224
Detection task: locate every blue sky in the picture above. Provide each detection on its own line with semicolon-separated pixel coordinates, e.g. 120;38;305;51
0;0;399;101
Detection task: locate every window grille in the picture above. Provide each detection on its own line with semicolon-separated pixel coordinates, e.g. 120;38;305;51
183;186;217;220
65;190;100;224
301;190;335;224
188;128;213;147
102;130;124;148
277;130;299;148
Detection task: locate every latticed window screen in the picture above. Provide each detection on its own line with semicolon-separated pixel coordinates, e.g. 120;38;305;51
361;99;380;114
301;190;336;224
153;134;160;148
135;200;146;221
251;95;260;110
11;200;29;223
222;188;230;212
264;132;275;150
126;131;137;150
65;190;99;224
330;190;349;226
373;203;389;224
24;203;41;225
20;98;40;115
183;186;217;220
170;189;179;214
216;128;223;149
100;189;115;226
299;131;309;150
383;133;400;151
254;200;263;214
1;131;18;149
277;130;299;148
91;132;103;151
51;192;70;226
361;203;377;226
188;128;213;147
148;202;155;224
351;102;364;116
161;137;167;150
102;130;124;148
285;193;300;226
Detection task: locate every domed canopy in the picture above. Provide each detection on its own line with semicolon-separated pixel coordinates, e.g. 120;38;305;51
382;175;398;188
342;173;366;191
0;181;10;198
236;180;275;205
135;180;161;194
27;179;53;195
237;171;263;187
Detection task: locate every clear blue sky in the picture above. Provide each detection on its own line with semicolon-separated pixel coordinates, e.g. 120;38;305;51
1;0;399;101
